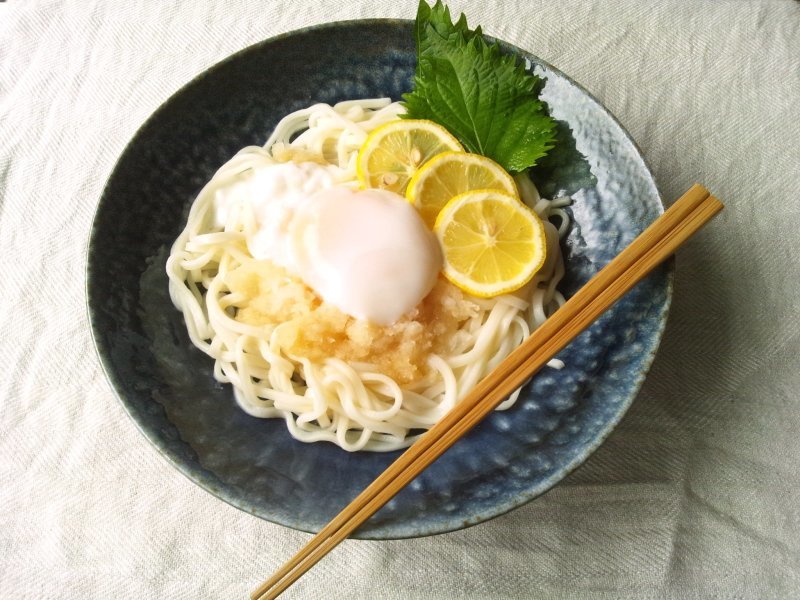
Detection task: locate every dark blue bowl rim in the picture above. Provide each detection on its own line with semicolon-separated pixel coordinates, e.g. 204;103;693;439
85;18;673;539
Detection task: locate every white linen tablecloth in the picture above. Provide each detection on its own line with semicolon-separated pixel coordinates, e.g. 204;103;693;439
1;0;799;597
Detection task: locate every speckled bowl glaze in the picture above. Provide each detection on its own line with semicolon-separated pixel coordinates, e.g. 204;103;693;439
87;20;671;539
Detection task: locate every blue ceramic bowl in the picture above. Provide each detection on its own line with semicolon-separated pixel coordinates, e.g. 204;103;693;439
87;20;670;539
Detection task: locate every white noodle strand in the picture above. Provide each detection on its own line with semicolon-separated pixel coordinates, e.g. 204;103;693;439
167;99;569;452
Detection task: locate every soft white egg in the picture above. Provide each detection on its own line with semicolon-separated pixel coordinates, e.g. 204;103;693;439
212;161;441;324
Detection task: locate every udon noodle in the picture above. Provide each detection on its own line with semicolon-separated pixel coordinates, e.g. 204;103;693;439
167;98;570;451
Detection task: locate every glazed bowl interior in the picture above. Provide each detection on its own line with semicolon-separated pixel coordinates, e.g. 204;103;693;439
87;20;670;539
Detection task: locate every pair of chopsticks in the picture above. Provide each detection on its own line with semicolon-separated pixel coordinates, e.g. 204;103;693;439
251;184;723;600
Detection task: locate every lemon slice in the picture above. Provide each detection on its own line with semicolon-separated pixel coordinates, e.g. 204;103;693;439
356;120;463;195
406;151;519;228
434;189;547;298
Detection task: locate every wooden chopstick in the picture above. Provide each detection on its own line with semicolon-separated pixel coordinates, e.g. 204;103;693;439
252;184;723;600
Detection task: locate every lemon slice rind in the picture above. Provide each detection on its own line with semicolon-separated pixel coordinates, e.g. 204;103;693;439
406;151;519;228
434;189;547;298
356;119;464;195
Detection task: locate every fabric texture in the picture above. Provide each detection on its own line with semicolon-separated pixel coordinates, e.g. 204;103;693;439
1;0;799;597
